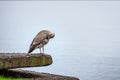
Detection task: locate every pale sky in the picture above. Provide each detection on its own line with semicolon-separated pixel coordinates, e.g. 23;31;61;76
0;1;120;57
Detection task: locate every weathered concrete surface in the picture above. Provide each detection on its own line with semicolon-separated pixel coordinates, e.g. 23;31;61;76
0;53;52;69
0;69;79;80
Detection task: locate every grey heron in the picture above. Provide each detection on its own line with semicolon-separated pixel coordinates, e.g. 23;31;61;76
27;30;55;54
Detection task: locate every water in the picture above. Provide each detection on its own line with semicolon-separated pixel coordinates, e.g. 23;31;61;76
21;51;120;80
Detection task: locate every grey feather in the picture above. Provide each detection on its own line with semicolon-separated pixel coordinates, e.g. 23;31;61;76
28;30;55;53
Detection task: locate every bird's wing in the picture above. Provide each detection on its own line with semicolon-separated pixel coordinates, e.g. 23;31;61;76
28;32;48;53
31;32;48;46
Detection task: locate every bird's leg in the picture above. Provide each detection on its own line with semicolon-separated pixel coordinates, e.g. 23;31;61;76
40;47;44;54
40;47;46;55
43;47;44;54
39;48;42;54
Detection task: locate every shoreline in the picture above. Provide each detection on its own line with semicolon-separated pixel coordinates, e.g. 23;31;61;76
0;69;79;80
0;53;79;80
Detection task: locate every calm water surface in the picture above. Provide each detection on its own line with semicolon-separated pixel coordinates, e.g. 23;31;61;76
22;43;120;80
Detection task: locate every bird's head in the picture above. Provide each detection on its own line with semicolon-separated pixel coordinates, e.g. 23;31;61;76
48;32;55;39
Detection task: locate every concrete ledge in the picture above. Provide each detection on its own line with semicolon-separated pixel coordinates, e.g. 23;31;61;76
0;53;52;69
0;69;79;80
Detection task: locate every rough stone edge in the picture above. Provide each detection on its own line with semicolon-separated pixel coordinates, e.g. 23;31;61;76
0;69;80;80
0;53;52;69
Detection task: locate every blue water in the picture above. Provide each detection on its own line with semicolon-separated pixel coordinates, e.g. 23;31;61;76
22;51;120;80
21;39;120;80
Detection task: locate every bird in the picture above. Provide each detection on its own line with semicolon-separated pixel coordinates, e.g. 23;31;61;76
27;30;55;55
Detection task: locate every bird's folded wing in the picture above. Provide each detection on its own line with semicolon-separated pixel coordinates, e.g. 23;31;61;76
31;32;48;46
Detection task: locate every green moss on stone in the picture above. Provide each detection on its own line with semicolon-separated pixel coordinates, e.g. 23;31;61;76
0;53;52;69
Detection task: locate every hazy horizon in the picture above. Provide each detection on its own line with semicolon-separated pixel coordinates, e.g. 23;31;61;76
0;1;120;57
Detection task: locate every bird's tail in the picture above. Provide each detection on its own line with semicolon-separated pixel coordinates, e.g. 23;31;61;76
28;46;35;53
28;49;32;53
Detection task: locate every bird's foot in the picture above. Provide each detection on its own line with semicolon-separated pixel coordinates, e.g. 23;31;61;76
26;53;30;57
